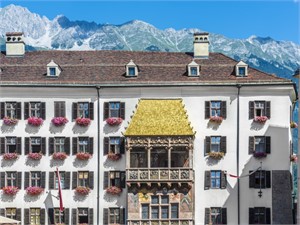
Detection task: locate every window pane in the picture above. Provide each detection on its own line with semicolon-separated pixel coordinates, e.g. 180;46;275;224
211;101;221;117
50;68;56;76
78;103;89;118
238;67;245;76
151;206;159;219
151;148;168;168
109;102;120;117
151;196;159;204
142;205;149;219
171;204;178;219
130;148;148;168
161;196;169;204
129;67;136;75
161;206;169;219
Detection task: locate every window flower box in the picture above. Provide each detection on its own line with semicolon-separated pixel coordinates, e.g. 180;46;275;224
207;151;224;159
253;152;267;158
51;117;69;126
52;152;68;160
75;186;90;195
106;117;123;126
106;186;122;195
107;153;121;161
253;116;268;124
291;155;298;163
2;186;19;195
26;186;44;195
209;116;223;124
3;117;18;126
3;152;19;160
290;121;298;128
76;152;91;160
27;117;43;126
75;117;91;126
28;152;43;160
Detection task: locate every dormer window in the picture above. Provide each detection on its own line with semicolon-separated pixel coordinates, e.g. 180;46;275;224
49;68;56;76
236;61;248;77
126;60;138;77
47;60;61;77
188;60;200;76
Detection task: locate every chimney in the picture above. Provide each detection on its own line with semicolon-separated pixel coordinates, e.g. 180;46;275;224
5;32;25;57
193;32;209;58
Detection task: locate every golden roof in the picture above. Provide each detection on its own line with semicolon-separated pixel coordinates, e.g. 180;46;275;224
124;99;194;136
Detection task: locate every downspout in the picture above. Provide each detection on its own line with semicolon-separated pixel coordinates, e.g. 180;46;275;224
96;86;101;225
236;84;242;225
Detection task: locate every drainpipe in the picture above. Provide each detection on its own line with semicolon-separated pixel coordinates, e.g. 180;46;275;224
96;86;101;225
236;84;242;225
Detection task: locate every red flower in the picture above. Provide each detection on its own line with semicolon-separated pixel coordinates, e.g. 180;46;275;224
106;117;123;126
3;117;18;126
253;152;267;158
27;117;43;126
2;186;19;195
3;152;19;160
52;152;68;160
76;152;92;160
28;152;43;160
106;186;122;195
26;186;44;195
75;117;91;126
107;153;121;161
75;186;90;195
51;117;69;126
253;116;268;124
209;116;223;123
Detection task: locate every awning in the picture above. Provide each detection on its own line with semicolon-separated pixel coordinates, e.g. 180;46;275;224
0;216;21;224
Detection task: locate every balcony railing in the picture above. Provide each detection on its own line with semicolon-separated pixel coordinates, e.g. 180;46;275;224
126;168;194;182
128;219;194;225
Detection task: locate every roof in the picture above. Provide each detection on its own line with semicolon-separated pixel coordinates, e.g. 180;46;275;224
0;50;290;86
124;99;195;136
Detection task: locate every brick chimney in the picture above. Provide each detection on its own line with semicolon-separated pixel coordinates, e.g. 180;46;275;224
6;32;25;57
193;32;209;58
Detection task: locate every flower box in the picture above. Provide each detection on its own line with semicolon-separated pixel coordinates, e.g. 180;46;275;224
3;152;19;160
253;116;268;124
290;121;298;128
207;151;224;159
291;155;298;163
52;152;68;160
106;186;122;195
107;153;121;161
27;117;43;126
26;186;44;195
76;152;91;160
106;117;123;126
3;117;18;126
28;152;43;160
209;116;223;124
75;186;90;195
253;152;267;158
75;117;91;126
51;117;69;126
2;186;19;195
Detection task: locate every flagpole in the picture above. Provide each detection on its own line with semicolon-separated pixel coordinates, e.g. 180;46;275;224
56;167;64;212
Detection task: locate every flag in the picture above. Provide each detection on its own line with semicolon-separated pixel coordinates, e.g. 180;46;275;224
225;166;261;179
56;167;64;212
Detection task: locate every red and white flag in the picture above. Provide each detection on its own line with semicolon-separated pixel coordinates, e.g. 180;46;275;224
56;167;64;212
225;166;261;179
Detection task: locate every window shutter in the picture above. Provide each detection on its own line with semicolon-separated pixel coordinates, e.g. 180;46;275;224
41;102;46;120
120;137;125;154
16;208;21;222
72;103;78;120
24;102;29;119
204;208;210;225
249;137;255;154
72;137;78;155
49;137;54;155
88;208;94;225
103;102;109;120
204;171;211;190
65;137;70;155
40;208;45;225
266;136;271;154
205;136;211;155
265;101;271;119
221;208;227;224
103;171;109;189
24;208;30;225
41;172;46;188
65;172;71;190
221;101;227;119
16;102;22;119
0;102;4;118
89;172;94;189
17;172;22;189
120;208;125;225
0;137;5;155
266;171;271;188
89;102;94;120
103;208;109;225
205;101;210;119
249;171;255;188
265;207;271;224
49;172;54;189
249;208;254;224
41;137;46;155
120;171;126;188
65;208;70;225
120;102;125;119
221;171;227;189
0;172;5;188
72;172;78;189
249;101;254;119
72;208;77;225
48;208;54;225
88;137;94;154
0;209;4;216
220;136;226;154
103;137;109;155
25;137;30;155
24;172;29;189
16;137;22;154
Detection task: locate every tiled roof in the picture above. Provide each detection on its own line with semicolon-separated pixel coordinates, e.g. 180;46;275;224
124;99;194;136
0;50;289;85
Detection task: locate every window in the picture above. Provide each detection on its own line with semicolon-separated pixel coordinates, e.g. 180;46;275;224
72;137;93;155
151;147;168;168
109;102;120;117
31;172;41;187
54;101;65;117
31;137;41;153
6;137;16;153
128;67;136;76
0;137;21;155
49;68;56;76
126;60;138;76
78;208;89;224
24;102;45;119
30;102;41;118
6;172;17;186
110;137;120;154
211;137;221;152
78;102;89;118
103;102;125;120
255;101;265;117
171;204;179;219
171;146;189;167
47;60;61;77
142;204;149;219
211;171;221;188
54;208;64;224
205;207;227;225
72;102;94;120
205;101;226;119
30;208;40;225
109;208;120;224
103;208;124;225
204;170;227;189
188;60;200;76
130;147;148;168
49;171;70;190
0;102;21;119
238;67;246;76
55;172;65;189
78;171;89;187
103;171;126;189
190;67;198;75
249;136;271;155
205;136;226;155
235;61;248;77
249;170;271;189
249;207;271;224
6;208;16;219
55;138;65;153
79;137;89;153
249;101;271;119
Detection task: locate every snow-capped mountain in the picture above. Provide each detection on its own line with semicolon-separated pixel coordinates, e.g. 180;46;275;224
0;4;299;79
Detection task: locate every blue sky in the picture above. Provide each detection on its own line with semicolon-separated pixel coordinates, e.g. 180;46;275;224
1;0;299;43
